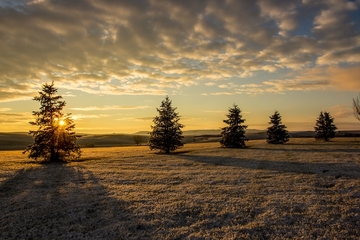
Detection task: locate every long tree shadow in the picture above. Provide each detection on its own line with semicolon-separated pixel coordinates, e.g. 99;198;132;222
0;164;151;239
179;154;360;178
252;146;360;153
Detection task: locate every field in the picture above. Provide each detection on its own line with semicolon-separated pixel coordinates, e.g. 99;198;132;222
0;138;359;239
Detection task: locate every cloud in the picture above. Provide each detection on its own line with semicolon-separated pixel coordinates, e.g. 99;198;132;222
209;92;234;96
72;114;110;120
317;46;360;65
70;105;150;111
263;79;330;92
0;112;32;124
218;84;230;89
204;67;333;95
258;65;360;93
136;117;153;121
203;110;224;113
328;65;360;91
258;0;299;33
0;0;359;99
116;117;153;122
205;82;216;87
326;104;354;119
0;80;39;102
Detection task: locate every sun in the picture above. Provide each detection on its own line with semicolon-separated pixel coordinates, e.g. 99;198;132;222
59;120;66;126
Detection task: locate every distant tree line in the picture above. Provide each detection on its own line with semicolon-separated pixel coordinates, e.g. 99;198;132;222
25;83;352;161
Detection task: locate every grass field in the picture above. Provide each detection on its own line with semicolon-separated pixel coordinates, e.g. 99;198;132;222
0;138;359;239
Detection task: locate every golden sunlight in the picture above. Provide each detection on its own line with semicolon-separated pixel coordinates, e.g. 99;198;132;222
59;120;66;126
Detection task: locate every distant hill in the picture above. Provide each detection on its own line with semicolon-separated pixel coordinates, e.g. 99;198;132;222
133;129;222;136
0;132;147;150
134;129;265;136
1;129;359;151
0;132;32;150
77;134;143;147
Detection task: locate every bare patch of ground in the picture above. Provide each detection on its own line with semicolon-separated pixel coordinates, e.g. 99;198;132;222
0;138;359;239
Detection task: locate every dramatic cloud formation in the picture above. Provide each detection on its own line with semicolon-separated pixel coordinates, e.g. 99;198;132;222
0;0;359;132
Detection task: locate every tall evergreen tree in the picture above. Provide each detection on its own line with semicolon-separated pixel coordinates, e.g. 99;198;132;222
24;82;81;162
266;110;290;144
149;96;184;153
314;111;337;141
220;104;248;148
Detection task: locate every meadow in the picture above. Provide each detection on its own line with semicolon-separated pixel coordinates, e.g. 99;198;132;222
0;138;359;239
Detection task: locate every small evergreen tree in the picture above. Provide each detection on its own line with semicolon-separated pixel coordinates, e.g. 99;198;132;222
353;94;360;121
266;110;289;144
149;96;184;153
133;135;144;146
220;104;248;148
314;111;337;141
24;82;81;162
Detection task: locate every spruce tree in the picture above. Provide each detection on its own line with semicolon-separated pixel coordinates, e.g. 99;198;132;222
24;82;81;162
314;111;337;141
353;94;360;121
266;110;290;144
149;96;184;153
220;104;248;148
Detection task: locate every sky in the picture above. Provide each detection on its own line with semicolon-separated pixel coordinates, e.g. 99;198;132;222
0;0;359;134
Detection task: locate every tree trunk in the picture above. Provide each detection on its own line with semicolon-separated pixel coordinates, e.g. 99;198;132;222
50;147;56;162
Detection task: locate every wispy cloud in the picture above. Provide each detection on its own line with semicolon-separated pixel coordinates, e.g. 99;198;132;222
70;105;150;111
0;112;32;124
326;104;354;119
72;114;111;120
328;66;360;91
136;117;153;121
203;110;225;113
116;117;153;122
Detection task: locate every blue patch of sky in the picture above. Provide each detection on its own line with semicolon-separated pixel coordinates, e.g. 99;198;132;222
348;9;360;33
338;59;360;68
202;13;223;29
262;17;278;30
0;0;22;8
293;3;316;37
289;3;318;38
291;16;314;37
0;0;26;11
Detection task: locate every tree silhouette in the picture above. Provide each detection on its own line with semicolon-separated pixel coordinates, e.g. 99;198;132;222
353;94;360;121
220;104;248;148
24;82;81;162
266;110;289;144
133;135;144;146
314;111;337;141
149;96;184;153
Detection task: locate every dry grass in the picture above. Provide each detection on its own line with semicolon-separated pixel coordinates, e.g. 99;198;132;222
1;138;359;239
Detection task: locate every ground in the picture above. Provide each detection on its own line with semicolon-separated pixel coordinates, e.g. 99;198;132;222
0;138;359;239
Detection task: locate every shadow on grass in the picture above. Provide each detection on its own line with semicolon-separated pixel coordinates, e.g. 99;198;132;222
179;154;360;178
252;146;360;153
150;150;194;155
71;156;108;162
0;164;154;239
